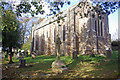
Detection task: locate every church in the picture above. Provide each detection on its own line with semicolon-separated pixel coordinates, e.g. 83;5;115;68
31;1;111;56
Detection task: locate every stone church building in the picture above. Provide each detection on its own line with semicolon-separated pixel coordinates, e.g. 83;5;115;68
31;1;111;56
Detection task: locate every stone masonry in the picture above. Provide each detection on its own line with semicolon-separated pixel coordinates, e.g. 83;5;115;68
31;1;111;55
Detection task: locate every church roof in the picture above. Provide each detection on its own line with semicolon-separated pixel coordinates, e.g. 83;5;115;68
34;0;94;31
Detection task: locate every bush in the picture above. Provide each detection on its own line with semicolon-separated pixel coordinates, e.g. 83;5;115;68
22;36;32;51
111;41;118;50
111;41;118;46
22;42;31;50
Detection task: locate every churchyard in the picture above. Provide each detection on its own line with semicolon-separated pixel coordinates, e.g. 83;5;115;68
2;50;119;79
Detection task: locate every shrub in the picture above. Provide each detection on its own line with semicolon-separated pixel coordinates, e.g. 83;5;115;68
111;41;118;46
111;41;118;50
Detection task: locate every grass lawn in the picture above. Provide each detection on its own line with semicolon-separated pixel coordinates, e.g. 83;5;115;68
2;50;119;79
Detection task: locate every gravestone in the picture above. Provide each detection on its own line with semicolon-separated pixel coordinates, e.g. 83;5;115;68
52;51;67;73
90;53;95;57
8;52;14;64
31;51;36;59
100;53;105;57
52;59;67;73
105;48;112;58
51;35;67;73
106;50;112;58
17;51;21;59
21;50;25;55
25;50;28;57
2;52;5;60
13;53;17;58
19;59;26;68
72;51;78;59
17;53;20;59
19;51;26;68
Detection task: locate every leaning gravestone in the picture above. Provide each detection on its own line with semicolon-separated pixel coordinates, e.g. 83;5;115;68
19;51;26;68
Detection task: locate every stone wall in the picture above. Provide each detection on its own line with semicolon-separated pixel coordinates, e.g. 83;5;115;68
31;2;111;55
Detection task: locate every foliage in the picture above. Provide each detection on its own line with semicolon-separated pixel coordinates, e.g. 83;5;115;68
111;41;118;46
19;17;31;44
19;17;44;44
2;10;22;50
22;35;32;50
22;40;31;51
1;1;119;20
111;41;118;50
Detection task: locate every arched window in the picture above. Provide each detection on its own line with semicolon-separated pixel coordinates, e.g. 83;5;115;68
47;31;48;38
101;22;103;36
95;20;97;35
63;25;65;41
54;28;56;42
98;18;100;36
36;31;39;50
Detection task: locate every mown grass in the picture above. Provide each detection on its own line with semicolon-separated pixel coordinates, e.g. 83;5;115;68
2;50;119;78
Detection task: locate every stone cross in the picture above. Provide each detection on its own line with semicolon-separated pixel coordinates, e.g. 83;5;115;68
56;35;61;60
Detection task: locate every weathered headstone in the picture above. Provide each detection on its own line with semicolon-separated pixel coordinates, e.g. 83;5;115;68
31;51;36;59
13;53;17;58
13;49;17;58
19;51;26;68
90;53;95;57
19;59;26;68
17;51;21;59
25;50;28;57
21;50;25;55
52;59;67;73
106;49;112;58
100;53;105;57
72;51;78;59
8;52;14;64
2;52;5;60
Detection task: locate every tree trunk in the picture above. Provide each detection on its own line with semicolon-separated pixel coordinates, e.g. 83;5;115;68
8;47;14;64
9;54;14;64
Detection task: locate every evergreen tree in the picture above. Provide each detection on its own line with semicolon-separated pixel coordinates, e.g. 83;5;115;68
2;10;22;63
